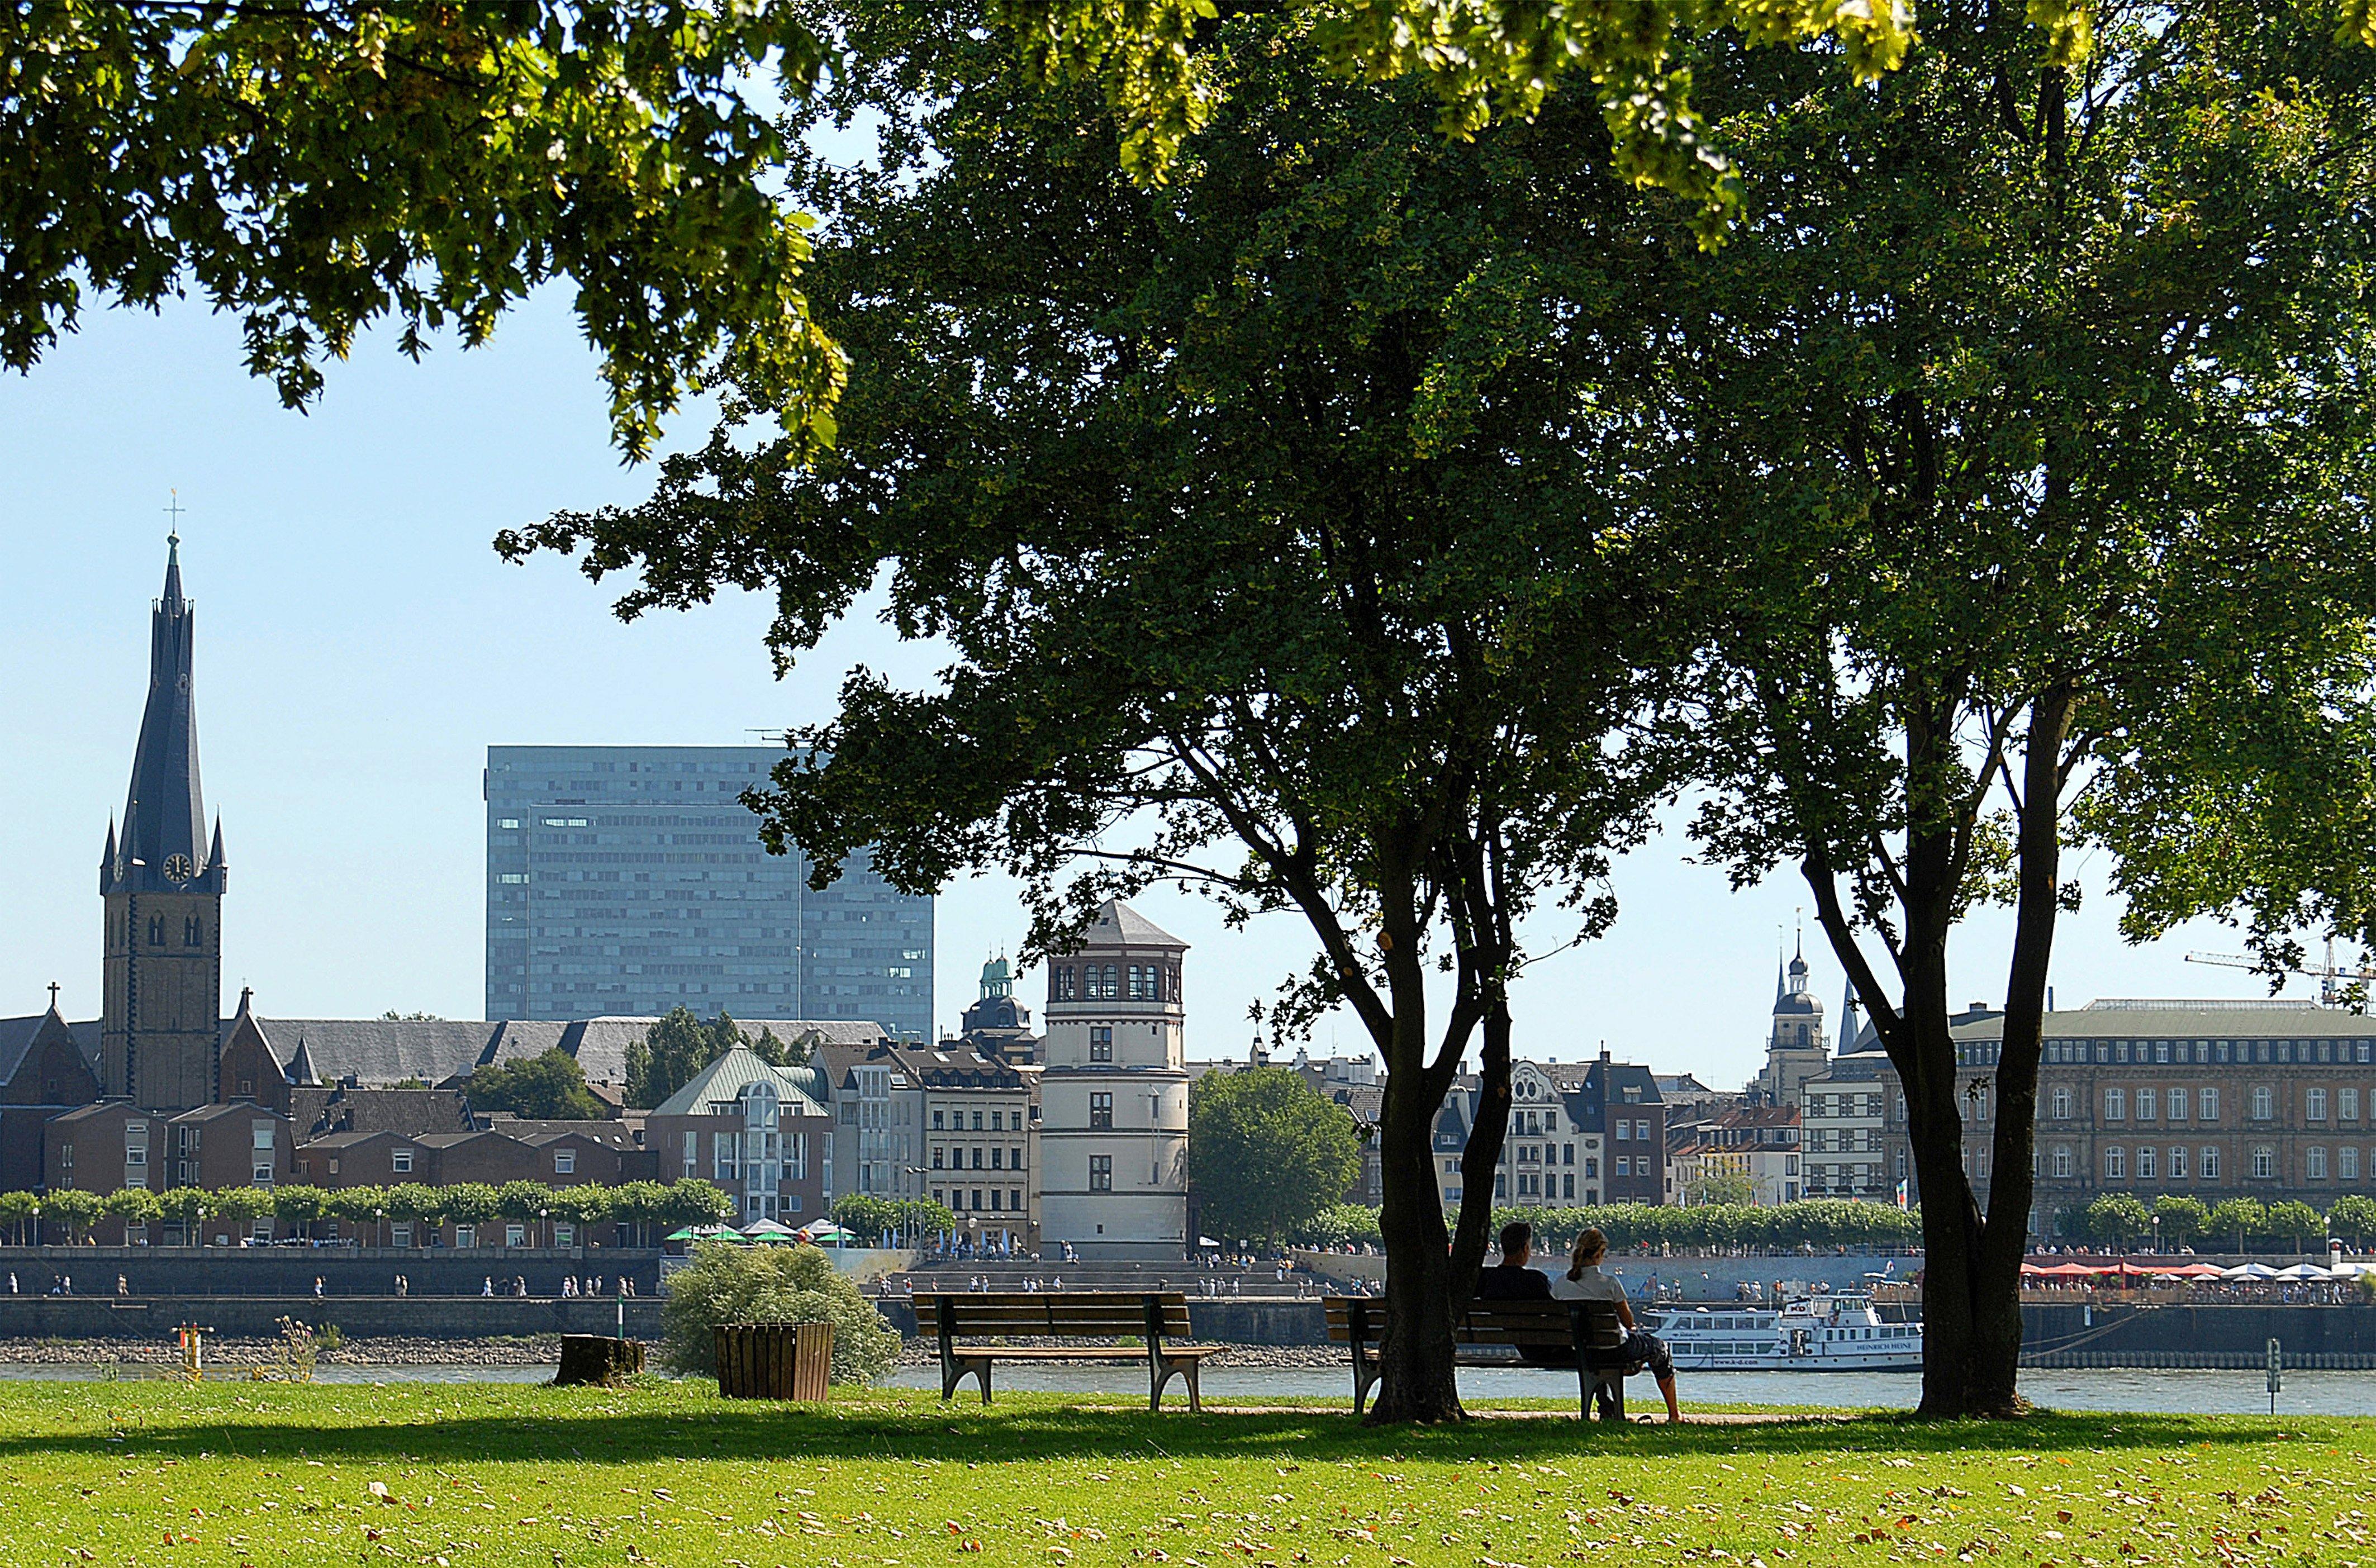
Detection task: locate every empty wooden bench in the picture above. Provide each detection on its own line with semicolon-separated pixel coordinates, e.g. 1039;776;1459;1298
915;1292;1216;1410
1325;1295;1636;1419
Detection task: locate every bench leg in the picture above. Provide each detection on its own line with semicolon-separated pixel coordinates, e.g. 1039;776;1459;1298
1351;1343;1377;1417
1593;1371;1625;1423
941;1355;992;1404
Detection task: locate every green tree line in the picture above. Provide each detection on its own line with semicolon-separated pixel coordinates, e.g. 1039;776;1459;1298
2075;1194;2376;1254
0;1179;733;1246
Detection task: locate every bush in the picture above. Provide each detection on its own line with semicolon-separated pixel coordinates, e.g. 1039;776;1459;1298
1290;1204;1384;1249
658;1241;899;1384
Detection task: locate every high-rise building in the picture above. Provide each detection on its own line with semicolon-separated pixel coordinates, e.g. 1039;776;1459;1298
483;746;933;1038
100;535;227;1111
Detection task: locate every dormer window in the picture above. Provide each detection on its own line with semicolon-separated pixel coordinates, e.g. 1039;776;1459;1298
391;1148;414;1173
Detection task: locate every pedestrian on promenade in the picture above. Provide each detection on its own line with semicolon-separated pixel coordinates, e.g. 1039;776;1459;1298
395;1276;408;1297
6;1272;15;1295
313;1276;325;1298
482;1276;493;1296
116;1275;128;1296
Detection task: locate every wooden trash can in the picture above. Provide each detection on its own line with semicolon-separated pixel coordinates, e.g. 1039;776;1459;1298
714;1322;834;1400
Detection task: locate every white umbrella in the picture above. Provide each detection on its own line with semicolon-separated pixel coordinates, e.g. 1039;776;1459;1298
2275;1263;2333;1281
2326;1260;2374;1277
2222;1263;2280;1280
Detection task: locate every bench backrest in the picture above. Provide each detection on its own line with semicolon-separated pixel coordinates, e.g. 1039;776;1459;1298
918;1292;1194;1342
1325;1295;1628;1351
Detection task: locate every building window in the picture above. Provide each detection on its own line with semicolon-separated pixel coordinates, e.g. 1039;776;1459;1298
183;915;202;946
1010;1187;1023;1210
2052;1087;2072;1120
971;1147;983;1170
1584;1158;1598;1179
554;1148;576;1175
392;1149;413;1173
2308;1088;2330;1122
989;1148;1003;1170
2344;1147;2362;1181
2168;1090;2188;1123
1089;1027;1113;1063
2253;1086;2275;1122
2136;1088;2158;1121
2168;1145;2187;1180
2104;1088;2126;1121
2135;1146;2156;1180
2104;1147;2126;1180
2344;1087;2363;1122
2201;1088;2220;1122
1089;1155;1113;1191
2200;1146;2221;1180
2252;1145;2276;1179
1010;1146;1024;1169
147;915;164;945
932;1109;944;1130
2052;1145;2072;1178
2308;1146;2330;1180
1563;1173;1575;1198
932;1148;944;1170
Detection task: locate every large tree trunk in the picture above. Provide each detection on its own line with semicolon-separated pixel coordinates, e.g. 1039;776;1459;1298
1369;1048;1463;1422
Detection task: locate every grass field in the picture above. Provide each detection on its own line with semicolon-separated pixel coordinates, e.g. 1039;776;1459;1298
0;1379;2365;1567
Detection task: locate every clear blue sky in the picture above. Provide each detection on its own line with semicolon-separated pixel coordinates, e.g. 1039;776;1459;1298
0;293;2303;1087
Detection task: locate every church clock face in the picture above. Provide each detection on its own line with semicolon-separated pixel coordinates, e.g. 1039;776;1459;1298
162;853;194;882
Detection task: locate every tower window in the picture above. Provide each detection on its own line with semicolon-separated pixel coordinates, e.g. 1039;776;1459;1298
183;915;202;947
148;915;165;946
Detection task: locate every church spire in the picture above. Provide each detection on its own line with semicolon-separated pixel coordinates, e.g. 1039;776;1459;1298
109;535;218;894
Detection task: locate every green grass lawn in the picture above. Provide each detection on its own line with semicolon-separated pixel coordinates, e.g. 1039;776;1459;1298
0;1380;2365;1567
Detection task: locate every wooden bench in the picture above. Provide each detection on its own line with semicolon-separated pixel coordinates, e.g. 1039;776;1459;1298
1325;1296;1636;1419
915;1292;1216;1410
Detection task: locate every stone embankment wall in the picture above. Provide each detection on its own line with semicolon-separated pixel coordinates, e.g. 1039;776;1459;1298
0;1246;664;1298
2021;1303;2376;1370
0;1295;665;1340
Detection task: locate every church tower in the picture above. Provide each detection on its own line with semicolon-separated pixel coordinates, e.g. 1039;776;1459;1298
100;535;226;1111
1753;933;1829;1106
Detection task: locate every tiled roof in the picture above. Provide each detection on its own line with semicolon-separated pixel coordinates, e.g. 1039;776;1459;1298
258;1018;504;1087
291;1086;476;1139
1954;1001;2376;1040
1068;899;1188;951
0;1013;102;1082
651;1045;832;1119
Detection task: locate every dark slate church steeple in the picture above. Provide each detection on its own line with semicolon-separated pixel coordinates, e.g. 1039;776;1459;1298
101;534;227;1110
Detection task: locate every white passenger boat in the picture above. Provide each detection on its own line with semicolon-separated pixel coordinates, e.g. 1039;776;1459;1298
1647;1292;1923;1371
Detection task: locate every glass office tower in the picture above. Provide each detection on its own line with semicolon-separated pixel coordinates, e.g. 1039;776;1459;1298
484;746;933;1037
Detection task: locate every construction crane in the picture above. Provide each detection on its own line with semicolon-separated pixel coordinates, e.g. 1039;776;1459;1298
2185;937;2376;1009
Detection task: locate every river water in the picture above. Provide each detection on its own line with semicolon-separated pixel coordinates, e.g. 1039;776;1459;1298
0;1361;2363;1413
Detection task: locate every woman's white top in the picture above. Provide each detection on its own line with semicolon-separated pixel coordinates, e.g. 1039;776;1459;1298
1550;1263;1627;1304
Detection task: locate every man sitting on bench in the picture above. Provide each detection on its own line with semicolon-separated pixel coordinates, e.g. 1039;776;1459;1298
1552;1227;1681;1422
1477;1222;1567;1366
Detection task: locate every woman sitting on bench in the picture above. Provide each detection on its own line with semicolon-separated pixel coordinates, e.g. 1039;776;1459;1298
1552;1228;1682;1422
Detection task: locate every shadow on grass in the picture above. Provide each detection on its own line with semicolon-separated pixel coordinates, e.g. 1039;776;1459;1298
0;1389;2316;1469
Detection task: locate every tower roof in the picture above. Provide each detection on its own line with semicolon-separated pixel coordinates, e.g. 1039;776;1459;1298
1076;899;1188;951
108;536;217;894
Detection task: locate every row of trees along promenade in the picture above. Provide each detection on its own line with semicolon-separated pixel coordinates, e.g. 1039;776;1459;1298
19;0;2376;1421
0;1180;733;1247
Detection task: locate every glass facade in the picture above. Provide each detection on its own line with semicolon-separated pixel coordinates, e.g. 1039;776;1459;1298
484;745;932;1037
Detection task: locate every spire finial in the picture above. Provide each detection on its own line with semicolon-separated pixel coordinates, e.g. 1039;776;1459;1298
164;489;184;548
47;981;60;1011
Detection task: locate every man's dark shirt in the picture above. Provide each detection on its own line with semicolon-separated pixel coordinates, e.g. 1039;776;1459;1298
1472;1263;1567;1364
1475;1263;1552;1300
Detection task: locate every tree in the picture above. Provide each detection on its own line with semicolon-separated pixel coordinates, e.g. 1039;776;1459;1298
662;1178;735;1229
607;1180;671;1247
2330;1195;2376;1249
383;1184;445;1242
831;1195;954;1243
439;1184;502;1236
1189;1070;1363;1248
3;0;843;458
270;1185;330;1242
2268;1201;2325;1257
1687;1170;1759;1208
987;0;1920;241
510;0;1682;1424
2086;1194;2151;1252
495;1181;553;1243
0;1190;38;1246
156;1186;210;1243
2151;1196;2209;1252
327;1186;389;1245
1659;2;2376;1415
42;1188;103;1242
103;1188;162;1236
210;1187;273;1229
2210;1198;2268;1257
461;1049;608;1121
624;1008;758;1109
